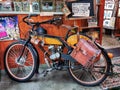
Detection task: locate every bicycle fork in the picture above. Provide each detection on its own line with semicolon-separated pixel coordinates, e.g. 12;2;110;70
17;38;31;64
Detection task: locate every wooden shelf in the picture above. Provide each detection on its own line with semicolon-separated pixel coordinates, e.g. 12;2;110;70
0;11;63;15
80;26;100;29
67;16;93;20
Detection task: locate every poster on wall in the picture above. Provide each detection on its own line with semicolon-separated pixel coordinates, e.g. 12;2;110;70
0;16;20;40
72;3;90;17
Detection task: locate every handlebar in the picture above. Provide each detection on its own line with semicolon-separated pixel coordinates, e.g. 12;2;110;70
23;14;38;25
23;14;62;26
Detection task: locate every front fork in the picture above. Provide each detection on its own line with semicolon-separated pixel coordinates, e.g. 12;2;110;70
17;37;31;63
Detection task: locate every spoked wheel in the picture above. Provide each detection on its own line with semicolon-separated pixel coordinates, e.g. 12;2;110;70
68;52;110;86
4;41;37;82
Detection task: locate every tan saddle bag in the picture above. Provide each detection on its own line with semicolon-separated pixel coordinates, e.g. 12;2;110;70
70;39;101;66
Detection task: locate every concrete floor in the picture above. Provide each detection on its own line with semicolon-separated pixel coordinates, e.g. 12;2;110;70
0;65;102;90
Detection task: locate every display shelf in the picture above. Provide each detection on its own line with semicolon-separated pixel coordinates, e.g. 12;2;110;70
67;17;93;20
80;26;100;29
0;11;63;15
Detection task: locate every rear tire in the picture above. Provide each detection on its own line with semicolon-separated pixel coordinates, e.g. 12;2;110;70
4;41;37;82
68;52;110;86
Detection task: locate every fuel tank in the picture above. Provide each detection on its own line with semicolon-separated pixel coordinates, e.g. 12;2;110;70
67;34;90;46
34;34;89;45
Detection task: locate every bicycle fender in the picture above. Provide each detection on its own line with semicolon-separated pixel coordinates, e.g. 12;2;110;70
95;42;112;66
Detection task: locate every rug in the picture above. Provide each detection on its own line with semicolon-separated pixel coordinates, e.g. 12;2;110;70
100;58;120;90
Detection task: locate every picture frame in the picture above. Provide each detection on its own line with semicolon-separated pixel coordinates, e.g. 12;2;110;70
103;19;110;27
22;1;30;12
104;10;113;19
87;17;98;27
2;1;12;11
66;0;96;18
104;3;114;10
72;3;90;17
109;17;115;28
32;1;40;12
14;2;22;11
55;0;63;12
41;0;55;12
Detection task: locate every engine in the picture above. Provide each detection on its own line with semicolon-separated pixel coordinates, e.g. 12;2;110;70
48;45;62;60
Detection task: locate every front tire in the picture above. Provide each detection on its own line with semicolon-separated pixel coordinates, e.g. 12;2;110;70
68;52;110;86
4;41;37;82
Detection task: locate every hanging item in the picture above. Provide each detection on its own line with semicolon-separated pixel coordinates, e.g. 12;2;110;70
62;3;71;16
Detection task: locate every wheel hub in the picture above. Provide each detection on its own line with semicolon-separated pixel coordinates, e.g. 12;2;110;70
16;57;26;65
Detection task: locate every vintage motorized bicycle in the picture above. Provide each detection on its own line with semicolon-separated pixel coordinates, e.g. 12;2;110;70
4;14;113;86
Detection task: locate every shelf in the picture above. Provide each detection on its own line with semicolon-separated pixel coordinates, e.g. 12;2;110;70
104;26;115;30
80;26;100;29
0;11;63;15
67;16;93;20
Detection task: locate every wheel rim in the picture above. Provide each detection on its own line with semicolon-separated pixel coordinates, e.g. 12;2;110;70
69;53;108;85
5;44;35;80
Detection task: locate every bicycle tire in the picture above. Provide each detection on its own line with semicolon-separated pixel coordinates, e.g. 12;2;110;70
68;50;110;86
4;41;37;82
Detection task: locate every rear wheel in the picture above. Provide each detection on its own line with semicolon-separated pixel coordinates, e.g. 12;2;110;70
68;52;110;86
4;41;37;82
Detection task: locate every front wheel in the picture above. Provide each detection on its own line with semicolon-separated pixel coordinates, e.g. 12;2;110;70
4;41;37;82
68;52;110;86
